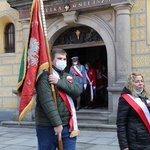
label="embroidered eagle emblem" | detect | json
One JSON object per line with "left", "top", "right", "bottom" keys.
{"left": 28, "top": 38, "right": 39, "bottom": 68}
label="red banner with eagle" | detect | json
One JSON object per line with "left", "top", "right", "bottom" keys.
{"left": 17, "top": 0, "right": 49, "bottom": 121}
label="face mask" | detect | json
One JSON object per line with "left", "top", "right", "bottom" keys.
{"left": 73, "top": 62, "right": 78, "bottom": 65}
{"left": 134, "top": 89, "right": 143, "bottom": 95}
{"left": 56, "top": 60, "right": 67, "bottom": 71}
{"left": 85, "top": 66, "right": 89, "bottom": 70}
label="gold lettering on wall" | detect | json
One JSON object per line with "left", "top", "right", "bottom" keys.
{"left": 147, "top": 0, "right": 150, "bottom": 44}
{"left": 72, "top": 4, "right": 77, "bottom": 8}
{"left": 97, "top": 0, "right": 101, "bottom": 3}
{"left": 43, "top": 0, "right": 116, "bottom": 15}
{"left": 78, "top": 2, "right": 83, "bottom": 7}
{"left": 58, "top": 6, "right": 62, "bottom": 11}
{"left": 20, "top": 0, "right": 127, "bottom": 18}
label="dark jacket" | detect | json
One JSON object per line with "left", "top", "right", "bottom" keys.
{"left": 116, "top": 87, "right": 150, "bottom": 150}
{"left": 35, "top": 68, "right": 82, "bottom": 127}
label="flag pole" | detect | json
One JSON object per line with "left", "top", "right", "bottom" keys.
{"left": 39, "top": 0, "right": 63, "bottom": 150}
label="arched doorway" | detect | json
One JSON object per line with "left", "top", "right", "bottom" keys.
{"left": 48, "top": 13, "right": 116, "bottom": 111}
{"left": 53, "top": 26, "right": 108, "bottom": 108}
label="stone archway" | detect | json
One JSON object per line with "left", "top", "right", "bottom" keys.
{"left": 47, "top": 2, "right": 132, "bottom": 123}
{"left": 47, "top": 13, "right": 116, "bottom": 110}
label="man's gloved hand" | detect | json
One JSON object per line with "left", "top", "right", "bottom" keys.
{"left": 93, "top": 86, "right": 96, "bottom": 90}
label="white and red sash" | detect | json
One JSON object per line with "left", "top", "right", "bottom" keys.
{"left": 72, "top": 66, "right": 83, "bottom": 78}
{"left": 57, "top": 89, "right": 79, "bottom": 137}
{"left": 85, "top": 72, "right": 93, "bottom": 100}
{"left": 53, "top": 69, "right": 79, "bottom": 137}
{"left": 122, "top": 94, "right": 150, "bottom": 132}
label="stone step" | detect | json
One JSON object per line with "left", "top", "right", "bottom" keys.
{"left": 76, "top": 108, "right": 111, "bottom": 117}
{"left": 1, "top": 121, "right": 35, "bottom": 128}
{"left": 78, "top": 123, "right": 117, "bottom": 132}
{"left": 77, "top": 115, "right": 109, "bottom": 124}
{"left": 1, "top": 108, "right": 116, "bottom": 131}
{"left": 1, "top": 121, "right": 117, "bottom": 132}
{"left": 75, "top": 108, "right": 116, "bottom": 131}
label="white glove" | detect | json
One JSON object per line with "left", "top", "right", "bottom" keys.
{"left": 84, "top": 84, "right": 87, "bottom": 90}
{"left": 93, "top": 86, "right": 96, "bottom": 90}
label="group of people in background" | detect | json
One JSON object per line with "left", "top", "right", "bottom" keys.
{"left": 69, "top": 56, "right": 108, "bottom": 111}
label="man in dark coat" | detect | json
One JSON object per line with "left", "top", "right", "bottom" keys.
{"left": 35, "top": 48, "right": 82, "bottom": 150}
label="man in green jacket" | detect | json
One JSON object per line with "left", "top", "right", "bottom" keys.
{"left": 35, "top": 48, "right": 82, "bottom": 150}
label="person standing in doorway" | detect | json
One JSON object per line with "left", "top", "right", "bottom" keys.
{"left": 69, "top": 56, "right": 87, "bottom": 110}
{"left": 117, "top": 72, "right": 150, "bottom": 150}
{"left": 84, "top": 62, "right": 97, "bottom": 109}
{"left": 35, "top": 48, "right": 82, "bottom": 150}
{"left": 101, "top": 64, "right": 108, "bottom": 106}
{"left": 93, "top": 60, "right": 104, "bottom": 106}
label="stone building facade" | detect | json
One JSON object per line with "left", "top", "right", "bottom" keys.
{"left": 0, "top": 0, "right": 150, "bottom": 123}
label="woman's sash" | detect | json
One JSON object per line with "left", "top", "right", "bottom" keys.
{"left": 122, "top": 94, "right": 150, "bottom": 132}
{"left": 72, "top": 66, "right": 83, "bottom": 78}
{"left": 85, "top": 71, "right": 93, "bottom": 100}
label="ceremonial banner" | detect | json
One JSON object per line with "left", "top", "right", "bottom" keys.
{"left": 17, "top": 0, "right": 49, "bottom": 121}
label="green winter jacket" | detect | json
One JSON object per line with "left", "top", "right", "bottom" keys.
{"left": 35, "top": 68, "right": 82, "bottom": 127}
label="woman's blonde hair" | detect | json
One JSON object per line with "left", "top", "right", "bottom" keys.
{"left": 125, "top": 72, "right": 147, "bottom": 97}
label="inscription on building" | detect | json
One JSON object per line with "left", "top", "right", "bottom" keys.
{"left": 45, "top": 0, "right": 127, "bottom": 14}
{"left": 19, "top": 0, "right": 128, "bottom": 18}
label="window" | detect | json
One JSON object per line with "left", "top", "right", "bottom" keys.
{"left": 4, "top": 23, "right": 15, "bottom": 53}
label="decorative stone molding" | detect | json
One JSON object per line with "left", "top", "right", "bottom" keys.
{"left": 62, "top": 11, "right": 79, "bottom": 25}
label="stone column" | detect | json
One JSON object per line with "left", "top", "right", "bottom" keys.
{"left": 114, "top": 3, "right": 133, "bottom": 83}
{"left": 108, "top": 2, "right": 133, "bottom": 124}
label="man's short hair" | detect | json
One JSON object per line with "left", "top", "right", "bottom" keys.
{"left": 51, "top": 48, "right": 66, "bottom": 60}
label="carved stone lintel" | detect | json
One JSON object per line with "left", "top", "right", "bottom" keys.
{"left": 62, "top": 11, "right": 79, "bottom": 25}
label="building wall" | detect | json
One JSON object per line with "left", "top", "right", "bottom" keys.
{"left": 131, "top": 0, "right": 150, "bottom": 93}
{"left": 0, "top": 1, "right": 23, "bottom": 118}
{"left": 0, "top": 0, "right": 150, "bottom": 121}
